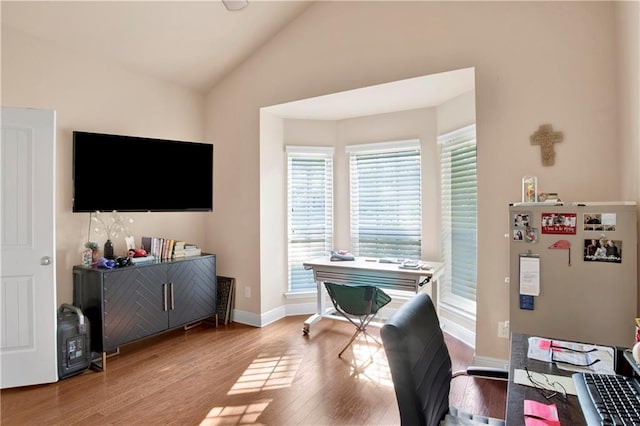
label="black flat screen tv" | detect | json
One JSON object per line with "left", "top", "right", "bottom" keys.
{"left": 73, "top": 131, "right": 213, "bottom": 212}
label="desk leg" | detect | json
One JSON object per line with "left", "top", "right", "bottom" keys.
{"left": 432, "top": 274, "right": 440, "bottom": 316}
{"left": 303, "top": 279, "right": 326, "bottom": 335}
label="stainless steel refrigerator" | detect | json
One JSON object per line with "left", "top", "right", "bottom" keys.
{"left": 508, "top": 202, "right": 637, "bottom": 348}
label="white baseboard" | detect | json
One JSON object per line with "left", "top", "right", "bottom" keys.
{"left": 285, "top": 301, "right": 316, "bottom": 316}
{"left": 230, "top": 309, "right": 261, "bottom": 327}
{"left": 231, "top": 304, "right": 287, "bottom": 327}
{"left": 440, "top": 316, "right": 476, "bottom": 349}
{"left": 473, "top": 354, "right": 509, "bottom": 370}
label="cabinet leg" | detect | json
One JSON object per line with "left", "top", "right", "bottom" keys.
{"left": 90, "top": 351, "right": 107, "bottom": 372}
{"left": 90, "top": 348, "right": 120, "bottom": 372}
{"left": 203, "top": 315, "right": 218, "bottom": 327}
{"left": 183, "top": 321, "right": 203, "bottom": 331}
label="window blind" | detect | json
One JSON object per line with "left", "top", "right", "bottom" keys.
{"left": 347, "top": 140, "right": 421, "bottom": 259}
{"left": 287, "top": 147, "right": 334, "bottom": 292}
{"left": 438, "top": 125, "right": 477, "bottom": 313}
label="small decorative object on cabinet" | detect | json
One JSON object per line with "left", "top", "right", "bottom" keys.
{"left": 521, "top": 176, "right": 538, "bottom": 203}
{"left": 103, "top": 239, "right": 114, "bottom": 259}
{"left": 83, "top": 241, "right": 100, "bottom": 264}
{"left": 82, "top": 249, "right": 92, "bottom": 266}
{"left": 91, "top": 211, "right": 134, "bottom": 259}
{"left": 73, "top": 253, "right": 216, "bottom": 370}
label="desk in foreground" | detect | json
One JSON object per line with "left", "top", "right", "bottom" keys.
{"left": 507, "top": 333, "right": 633, "bottom": 424}
{"left": 302, "top": 256, "right": 443, "bottom": 334}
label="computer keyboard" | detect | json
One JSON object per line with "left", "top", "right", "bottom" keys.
{"left": 573, "top": 372, "right": 640, "bottom": 425}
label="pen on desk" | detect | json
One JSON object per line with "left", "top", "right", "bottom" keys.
{"left": 550, "top": 340, "right": 597, "bottom": 353}
{"left": 553, "top": 357, "right": 601, "bottom": 367}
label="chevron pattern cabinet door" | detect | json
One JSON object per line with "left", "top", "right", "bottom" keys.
{"left": 74, "top": 254, "right": 216, "bottom": 356}
{"left": 168, "top": 256, "right": 216, "bottom": 328}
{"left": 103, "top": 265, "right": 168, "bottom": 351}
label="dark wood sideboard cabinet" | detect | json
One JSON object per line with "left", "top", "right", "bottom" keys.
{"left": 73, "top": 254, "right": 217, "bottom": 370}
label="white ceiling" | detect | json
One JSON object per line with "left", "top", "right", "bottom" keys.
{"left": 2, "top": 0, "right": 474, "bottom": 120}
{"left": 1, "top": 0, "right": 312, "bottom": 93}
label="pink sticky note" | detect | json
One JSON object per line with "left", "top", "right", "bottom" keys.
{"left": 525, "top": 418, "right": 561, "bottom": 426}
{"left": 524, "top": 400, "right": 560, "bottom": 426}
{"left": 538, "top": 339, "right": 552, "bottom": 350}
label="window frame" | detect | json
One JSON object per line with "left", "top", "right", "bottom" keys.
{"left": 438, "top": 124, "right": 477, "bottom": 316}
{"left": 285, "top": 145, "right": 334, "bottom": 294}
{"left": 346, "top": 139, "right": 422, "bottom": 259}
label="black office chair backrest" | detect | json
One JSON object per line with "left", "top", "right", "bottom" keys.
{"left": 380, "top": 292, "right": 452, "bottom": 426}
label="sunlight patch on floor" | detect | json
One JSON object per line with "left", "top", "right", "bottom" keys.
{"left": 346, "top": 339, "right": 394, "bottom": 387}
{"left": 199, "top": 399, "right": 272, "bottom": 425}
{"left": 227, "top": 350, "right": 303, "bottom": 395}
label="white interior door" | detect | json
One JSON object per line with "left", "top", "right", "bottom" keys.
{"left": 0, "top": 106, "right": 57, "bottom": 388}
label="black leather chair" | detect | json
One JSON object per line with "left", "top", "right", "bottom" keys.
{"left": 380, "top": 292, "right": 508, "bottom": 426}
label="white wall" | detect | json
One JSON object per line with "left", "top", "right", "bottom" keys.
{"left": 205, "top": 1, "right": 626, "bottom": 361}
{"left": 1, "top": 28, "right": 208, "bottom": 305}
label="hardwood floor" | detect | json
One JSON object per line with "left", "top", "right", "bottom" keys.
{"left": 1, "top": 315, "right": 506, "bottom": 425}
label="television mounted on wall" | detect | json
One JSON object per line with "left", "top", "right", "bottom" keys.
{"left": 72, "top": 131, "right": 213, "bottom": 212}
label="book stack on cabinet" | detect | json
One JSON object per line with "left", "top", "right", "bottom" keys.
{"left": 173, "top": 242, "right": 201, "bottom": 258}
{"left": 141, "top": 237, "right": 201, "bottom": 260}
{"left": 172, "top": 241, "right": 186, "bottom": 258}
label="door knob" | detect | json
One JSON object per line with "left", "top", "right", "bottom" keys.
{"left": 40, "top": 256, "right": 52, "bottom": 265}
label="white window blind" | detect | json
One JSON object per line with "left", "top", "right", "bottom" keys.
{"left": 286, "top": 146, "right": 334, "bottom": 292}
{"left": 438, "top": 125, "right": 477, "bottom": 314}
{"left": 347, "top": 140, "right": 422, "bottom": 259}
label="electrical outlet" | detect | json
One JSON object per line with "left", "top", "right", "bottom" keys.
{"left": 244, "top": 286, "right": 251, "bottom": 298}
{"left": 498, "top": 321, "right": 510, "bottom": 338}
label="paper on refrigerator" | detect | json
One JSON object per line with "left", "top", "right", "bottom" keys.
{"left": 519, "top": 255, "right": 540, "bottom": 296}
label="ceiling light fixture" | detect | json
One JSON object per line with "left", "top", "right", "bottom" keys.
{"left": 222, "top": 0, "right": 249, "bottom": 11}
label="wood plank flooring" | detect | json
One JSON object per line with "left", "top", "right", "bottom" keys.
{"left": 1, "top": 315, "right": 506, "bottom": 425}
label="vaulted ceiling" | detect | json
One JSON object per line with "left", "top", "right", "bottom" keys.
{"left": 2, "top": 1, "right": 312, "bottom": 93}
{"left": 2, "top": 1, "right": 474, "bottom": 120}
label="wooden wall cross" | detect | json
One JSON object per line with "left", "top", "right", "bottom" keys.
{"left": 530, "top": 124, "right": 564, "bottom": 166}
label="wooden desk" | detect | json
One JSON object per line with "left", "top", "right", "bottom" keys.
{"left": 507, "top": 333, "right": 635, "bottom": 424}
{"left": 302, "top": 256, "right": 443, "bottom": 334}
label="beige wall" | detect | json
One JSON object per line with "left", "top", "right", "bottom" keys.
{"left": 615, "top": 1, "right": 640, "bottom": 308}
{"left": 617, "top": 1, "right": 640, "bottom": 201}
{"left": 2, "top": 1, "right": 637, "bottom": 363}
{"left": 1, "top": 28, "right": 208, "bottom": 305}
{"left": 205, "top": 1, "right": 631, "bottom": 361}
{"left": 437, "top": 90, "right": 477, "bottom": 136}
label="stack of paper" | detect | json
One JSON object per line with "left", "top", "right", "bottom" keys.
{"left": 527, "top": 336, "right": 615, "bottom": 374}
